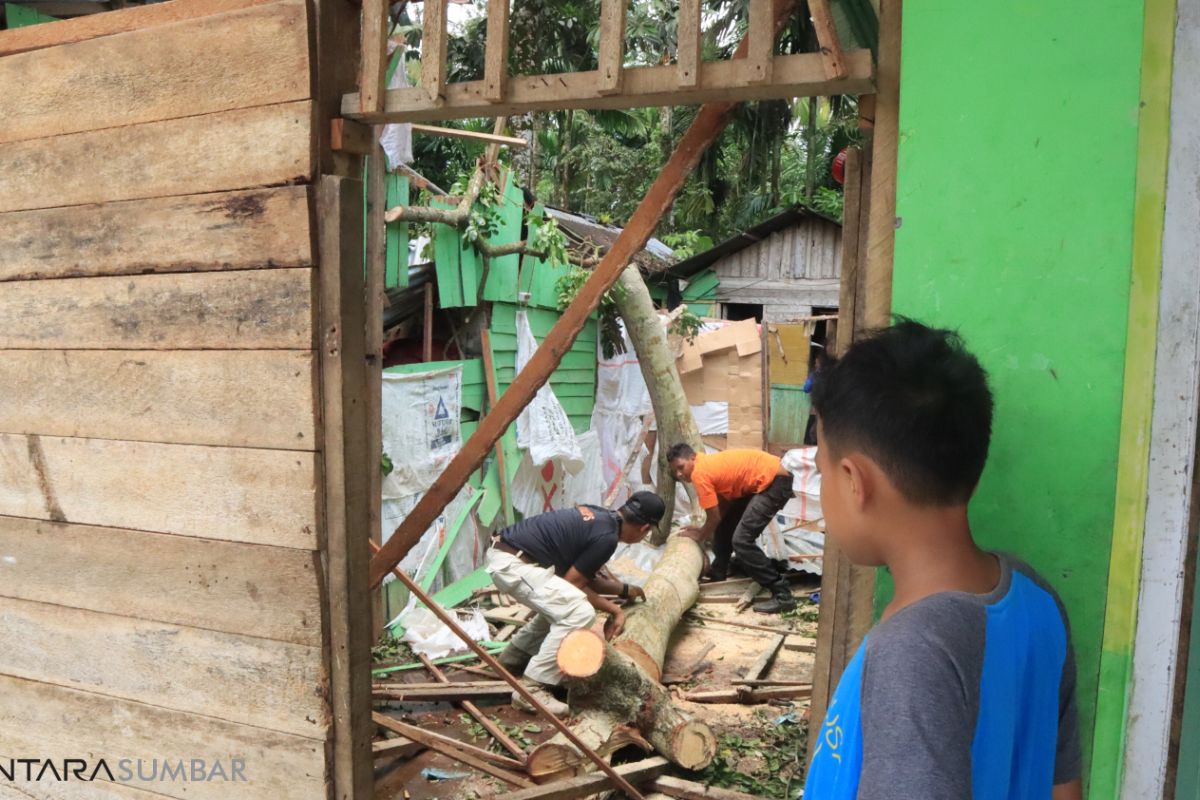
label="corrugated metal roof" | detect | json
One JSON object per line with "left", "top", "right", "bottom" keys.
{"left": 545, "top": 207, "right": 675, "bottom": 272}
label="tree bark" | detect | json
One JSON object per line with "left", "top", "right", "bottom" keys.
{"left": 614, "top": 267, "right": 705, "bottom": 544}
{"left": 532, "top": 535, "right": 716, "bottom": 778}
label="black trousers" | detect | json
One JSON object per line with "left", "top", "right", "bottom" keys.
{"left": 714, "top": 475, "right": 793, "bottom": 587}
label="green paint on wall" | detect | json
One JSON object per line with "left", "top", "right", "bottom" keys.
{"left": 5, "top": 2, "right": 57, "bottom": 27}
{"left": 384, "top": 174, "right": 409, "bottom": 289}
{"left": 769, "top": 384, "right": 811, "bottom": 446}
{"left": 890, "top": 0, "right": 1146, "bottom": 778}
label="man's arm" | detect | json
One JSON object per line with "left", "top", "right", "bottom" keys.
{"left": 682, "top": 503, "right": 721, "bottom": 542}
{"left": 564, "top": 567, "right": 626, "bottom": 639}
{"left": 589, "top": 568, "right": 644, "bottom": 602}
{"left": 640, "top": 429, "right": 657, "bottom": 485}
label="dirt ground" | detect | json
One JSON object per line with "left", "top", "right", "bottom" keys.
{"left": 375, "top": 573, "right": 820, "bottom": 799}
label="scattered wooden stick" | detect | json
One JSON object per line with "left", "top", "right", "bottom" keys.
{"left": 369, "top": 541, "right": 647, "bottom": 800}
{"left": 731, "top": 679, "right": 812, "bottom": 687}
{"left": 418, "top": 653, "right": 527, "bottom": 761}
{"left": 733, "top": 581, "right": 763, "bottom": 612}
{"left": 682, "top": 685, "right": 812, "bottom": 704}
{"left": 652, "top": 774, "right": 763, "bottom": 800}
{"left": 372, "top": 713, "right": 530, "bottom": 777}
{"left": 737, "top": 634, "right": 785, "bottom": 702}
{"left": 503, "top": 756, "right": 670, "bottom": 800}
{"left": 372, "top": 683, "right": 513, "bottom": 702}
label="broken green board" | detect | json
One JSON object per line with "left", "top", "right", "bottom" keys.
{"left": 482, "top": 173, "right": 524, "bottom": 302}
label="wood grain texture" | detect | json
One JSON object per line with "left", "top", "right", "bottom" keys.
{"left": 0, "top": 516, "right": 322, "bottom": 645}
{"left": 0, "top": 186, "right": 313, "bottom": 283}
{"left": 0, "top": 775, "right": 169, "bottom": 799}
{"left": 0, "top": 0, "right": 277, "bottom": 57}
{"left": 0, "top": 350, "right": 316, "bottom": 450}
{"left": 0, "top": 674, "right": 327, "bottom": 800}
{"left": 0, "top": 597, "right": 328, "bottom": 739}
{"left": 0, "top": 434, "right": 318, "bottom": 548}
{"left": 0, "top": 101, "right": 313, "bottom": 213}
{"left": 0, "top": 0, "right": 310, "bottom": 146}
{"left": 0, "top": 269, "right": 313, "bottom": 350}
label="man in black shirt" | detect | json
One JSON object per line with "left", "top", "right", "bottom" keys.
{"left": 486, "top": 491, "right": 666, "bottom": 714}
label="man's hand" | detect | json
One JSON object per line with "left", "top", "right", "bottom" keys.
{"left": 626, "top": 585, "right": 645, "bottom": 602}
{"left": 604, "top": 609, "right": 626, "bottom": 640}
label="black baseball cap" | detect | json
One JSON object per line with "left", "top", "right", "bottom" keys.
{"left": 620, "top": 491, "right": 666, "bottom": 525}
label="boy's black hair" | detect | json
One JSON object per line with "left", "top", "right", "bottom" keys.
{"left": 811, "top": 319, "right": 993, "bottom": 506}
{"left": 666, "top": 443, "right": 696, "bottom": 462}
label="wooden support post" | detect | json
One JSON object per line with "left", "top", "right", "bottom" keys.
{"left": 367, "top": 548, "right": 648, "bottom": 800}
{"left": 418, "top": 652, "right": 528, "bottom": 760}
{"left": 484, "top": 0, "right": 510, "bottom": 101}
{"left": 748, "top": 0, "right": 774, "bottom": 83}
{"left": 421, "top": 0, "right": 448, "bottom": 102}
{"left": 331, "top": 117, "right": 374, "bottom": 155}
{"left": 480, "top": 329, "right": 515, "bottom": 525}
{"left": 359, "top": 0, "right": 390, "bottom": 114}
{"left": 676, "top": 0, "right": 701, "bottom": 88}
{"left": 317, "top": 175, "right": 373, "bottom": 798}
{"left": 367, "top": 131, "right": 388, "bottom": 642}
{"left": 423, "top": 281, "right": 434, "bottom": 361}
{"left": 369, "top": 0, "right": 800, "bottom": 589}
{"left": 373, "top": 712, "right": 534, "bottom": 787}
{"left": 598, "top": 0, "right": 627, "bottom": 95}
{"left": 806, "top": 0, "right": 847, "bottom": 80}
{"left": 807, "top": 0, "right": 899, "bottom": 768}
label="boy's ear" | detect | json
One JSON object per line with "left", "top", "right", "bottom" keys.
{"left": 841, "top": 454, "right": 871, "bottom": 511}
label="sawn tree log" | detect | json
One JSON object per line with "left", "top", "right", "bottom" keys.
{"left": 527, "top": 535, "right": 716, "bottom": 780}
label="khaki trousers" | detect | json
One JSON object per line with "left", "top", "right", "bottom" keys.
{"left": 485, "top": 547, "right": 595, "bottom": 686}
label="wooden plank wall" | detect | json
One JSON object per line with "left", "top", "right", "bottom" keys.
{"left": 712, "top": 216, "right": 843, "bottom": 319}
{"left": 0, "top": 2, "right": 332, "bottom": 798}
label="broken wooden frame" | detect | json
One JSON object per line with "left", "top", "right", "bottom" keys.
{"left": 345, "top": 0, "right": 872, "bottom": 125}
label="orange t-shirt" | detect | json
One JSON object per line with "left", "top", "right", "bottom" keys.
{"left": 691, "top": 449, "right": 783, "bottom": 509}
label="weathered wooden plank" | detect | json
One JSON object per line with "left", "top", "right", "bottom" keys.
{"left": 0, "top": 597, "right": 328, "bottom": 739}
{"left": 344, "top": 49, "right": 875, "bottom": 123}
{"left": 0, "top": 186, "right": 313, "bottom": 283}
{"left": 0, "top": 0, "right": 309, "bottom": 146}
{"left": 597, "top": 0, "right": 627, "bottom": 94}
{"left": 483, "top": 0, "right": 510, "bottom": 101}
{"left": 0, "top": 434, "right": 318, "bottom": 549}
{"left": 0, "top": 101, "right": 313, "bottom": 213}
{"left": 748, "top": 0, "right": 774, "bottom": 83}
{"left": 0, "top": 774, "right": 168, "bottom": 799}
{"left": 0, "top": 350, "right": 316, "bottom": 450}
{"left": 0, "top": 269, "right": 313, "bottom": 350}
{"left": 421, "top": 0, "right": 448, "bottom": 101}
{"left": 358, "top": 0, "right": 389, "bottom": 115}
{"left": 0, "top": 0, "right": 276, "bottom": 57}
{"left": 0, "top": 674, "right": 327, "bottom": 800}
{"left": 0, "top": 516, "right": 322, "bottom": 646}
{"left": 676, "top": 0, "right": 701, "bottom": 88}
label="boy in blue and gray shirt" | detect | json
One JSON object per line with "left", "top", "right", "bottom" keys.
{"left": 804, "top": 320, "right": 1082, "bottom": 800}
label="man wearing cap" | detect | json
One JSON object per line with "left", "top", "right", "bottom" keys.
{"left": 486, "top": 491, "right": 667, "bottom": 714}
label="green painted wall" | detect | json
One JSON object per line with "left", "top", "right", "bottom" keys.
{"left": 888, "top": 0, "right": 1146, "bottom": 776}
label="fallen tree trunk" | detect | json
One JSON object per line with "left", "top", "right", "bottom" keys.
{"left": 614, "top": 267, "right": 705, "bottom": 545}
{"left": 527, "top": 535, "right": 715, "bottom": 779}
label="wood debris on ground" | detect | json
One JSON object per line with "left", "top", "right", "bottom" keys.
{"left": 370, "top": 569, "right": 820, "bottom": 799}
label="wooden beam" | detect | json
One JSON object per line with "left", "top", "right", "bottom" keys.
{"left": 682, "top": 685, "right": 812, "bottom": 704}
{"left": 423, "top": 281, "right": 435, "bottom": 362}
{"left": 371, "top": 714, "right": 526, "bottom": 770}
{"left": 807, "top": 0, "right": 847, "bottom": 80}
{"left": 676, "top": 0, "right": 702, "bottom": 88}
{"left": 342, "top": 48, "right": 874, "bottom": 123}
{"left": 748, "top": 0, "right": 774, "bottom": 83}
{"left": 411, "top": 123, "right": 527, "bottom": 147}
{"left": 372, "top": 736, "right": 424, "bottom": 760}
{"left": 372, "top": 684, "right": 515, "bottom": 701}
{"left": 369, "top": 0, "right": 803, "bottom": 588}
{"left": 359, "top": 0, "right": 390, "bottom": 114}
{"left": 317, "top": 175, "right": 374, "bottom": 797}
{"left": 597, "top": 0, "right": 627, "bottom": 95}
{"left": 332, "top": 117, "right": 374, "bottom": 155}
{"left": 422, "top": 0, "right": 449, "bottom": 102}
{"left": 373, "top": 712, "right": 534, "bottom": 787}
{"left": 367, "top": 130, "right": 387, "bottom": 641}
{"left": 651, "top": 775, "right": 763, "bottom": 800}
{"left": 481, "top": 329, "right": 516, "bottom": 525}
{"left": 503, "top": 757, "right": 670, "bottom": 800}
{"left": 0, "top": 0, "right": 275, "bottom": 57}
{"left": 483, "top": 0, "right": 510, "bottom": 101}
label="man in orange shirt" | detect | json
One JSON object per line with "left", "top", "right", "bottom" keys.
{"left": 667, "top": 444, "right": 796, "bottom": 613}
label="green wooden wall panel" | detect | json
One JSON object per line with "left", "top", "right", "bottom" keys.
{"left": 482, "top": 173, "right": 524, "bottom": 302}
{"left": 384, "top": 174, "right": 410, "bottom": 289}
{"left": 682, "top": 269, "right": 720, "bottom": 300}
{"left": 5, "top": 2, "right": 57, "bottom": 26}
{"left": 768, "top": 385, "right": 811, "bottom": 447}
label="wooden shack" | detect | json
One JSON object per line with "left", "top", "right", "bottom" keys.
{"left": 0, "top": 0, "right": 372, "bottom": 796}
{"left": 670, "top": 206, "right": 842, "bottom": 322}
